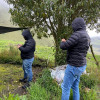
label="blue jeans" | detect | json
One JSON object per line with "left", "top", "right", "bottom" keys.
{"left": 61, "top": 64, "right": 86, "bottom": 100}
{"left": 22, "top": 57, "right": 34, "bottom": 82}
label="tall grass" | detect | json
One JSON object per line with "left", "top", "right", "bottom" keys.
{"left": 27, "top": 83, "right": 50, "bottom": 100}
{"left": 0, "top": 68, "right": 99, "bottom": 100}
{"left": 0, "top": 40, "right": 55, "bottom": 67}
{"left": 0, "top": 46, "right": 21, "bottom": 64}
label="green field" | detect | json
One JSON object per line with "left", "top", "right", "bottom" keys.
{"left": 91, "top": 37, "right": 100, "bottom": 55}
{"left": 0, "top": 3, "right": 100, "bottom": 99}
{"left": 0, "top": 31, "right": 54, "bottom": 46}
{"left": 0, "top": 37, "right": 99, "bottom": 99}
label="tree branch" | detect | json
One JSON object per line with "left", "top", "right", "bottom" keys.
{"left": 48, "top": 17, "right": 57, "bottom": 34}
{"left": 90, "top": 44, "right": 99, "bottom": 67}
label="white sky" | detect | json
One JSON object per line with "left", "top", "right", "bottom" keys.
{"left": 0, "top": 0, "right": 9, "bottom": 8}
{"left": 87, "top": 29, "right": 100, "bottom": 37}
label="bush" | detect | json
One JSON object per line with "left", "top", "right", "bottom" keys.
{"left": 1, "top": 93, "right": 22, "bottom": 100}
{"left": 33, "top": 56, "right": 54, "bottom": 67}
{"left": 0, "top": 46, "right": 22, "bottom": 64}
{"left": 80, "top": 74, "right": 97, "bottom": 89}
{"left": 80, "top": 74, "right": 98, "bottom": 100}
{"left": 80, "top": 88, "right": 97, "bottom": 100}
{"left": 27, "top": 83, "right": 50, "bottom": 100}
{"left": 37, "top": 69, "right": 62, "bottom": 100}
{"left": 0, "top": 46, "right": 54, "bottom": 67}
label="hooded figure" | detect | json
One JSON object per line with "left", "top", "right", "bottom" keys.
{"left": 60, "top": 18, "right": 90, "bottom": 100}
{"left": 60, "top": 17, "right": 90, "bottom": 67}
{"left": 18, "top": 29, "right": 35, "bottom": 89}
{"left": 19, "top": 29, "right": 35, "bottom": 59}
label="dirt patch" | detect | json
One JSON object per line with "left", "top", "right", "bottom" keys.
{"left": 12, "top": 66, "right": 44, "bottom": 96}
{"left": 12, "top": 67, "right": 44, "bottom": 96}
{"left": 0, "top": 64, "right": 44, "bottom": 97}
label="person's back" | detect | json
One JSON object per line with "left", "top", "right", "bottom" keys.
{"left": 60, "top": 17, "right": 90, "bottom": 67}
{"left": 19, "top": 29, "right": 36, "bottom": 60}
{"left": 60, "top": 17, "right": 90, "bottom": 100}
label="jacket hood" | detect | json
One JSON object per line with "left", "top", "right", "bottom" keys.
{"left": 22, "top": 29, "right": 33, "bottom": 40}
{"left": 72, "top": 17, "right": 86, "bottom": 32}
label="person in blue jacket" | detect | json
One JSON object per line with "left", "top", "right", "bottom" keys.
{"left": 17, "top": 29, "right": 36, "bottom": 89}
{"left": 60, "top": 17, "right": 90, "bottom": 100}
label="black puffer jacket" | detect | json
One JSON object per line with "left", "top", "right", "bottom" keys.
{"left": 19, "top": 29, "right": 36, "bottom": 59}
{"left": 60, "top": 18, "right": 90, "bottom": 67}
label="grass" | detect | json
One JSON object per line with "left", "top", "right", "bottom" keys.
{"left": 0, "top": 4, "right": 100, "bottom": 99}
{"left": 0, "top": 40, "right": 55, "bottom": 67}
{"left": 27, "top": 83, "right": 51, "bottom": 100}
{"left": 0, "top": 67, "right": 98, "bottom": 100}
{"left": 0, "top": 32, "right": 54, "bottom": 47}
{"left": 0, "top": 40, "right": 99, "bottom": 99}
{"left": 36, "top": 45, "right": 54, "bottom": 62}
{"left": 26, "top": 69, "right": 62, "bottom": 100}
{"left": 0, "top": 64, "right": 23, "bottom": 97}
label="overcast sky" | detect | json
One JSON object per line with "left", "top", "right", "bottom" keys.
{"left": 0, "top": 0, "right": 9, "bottom": 8}
{"left": 0, "top": 0, "right": 100, "bottom": 37}
{"left": 87, "top": 29, "right": 100, "bottom": 37}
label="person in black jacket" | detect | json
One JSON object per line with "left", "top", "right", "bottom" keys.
{"left": 17, "top": 29, "right": 36, "bottom": 89}
{"left": 60, "top": 17, "right": 90, "bottom": 100}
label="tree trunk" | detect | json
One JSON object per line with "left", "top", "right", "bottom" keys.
{"left": 52, "top": 14, "right": 72, "bottom": 66}
{"left": 53, "top": 34, "right": 67, "bottom": 66}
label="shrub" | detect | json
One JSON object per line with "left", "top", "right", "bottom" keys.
{"left": 2, "top": 94, "right": 22, "bottom": 100}
{"left": 37, "top": 69, "right": 62, "bottom": 100}
{"left": 33, "top": 56, "right": 54, "bottom": 67}
{"left": 27, "top": 83, "right": 50, "bottom": 100}
{"left": 80, "top": 74, "right": 98, "bottom": 100}
{"left": 0, "top": 46, "right": 22, "bottom": 64}
{"left": 80, "top": 74, "right": 97, "bottom": 89}
{"left": 80, "top": 88, "right": 97, "bottom": 100}
{"left": 0, "top": 46, "right": 54, "bottom": 67}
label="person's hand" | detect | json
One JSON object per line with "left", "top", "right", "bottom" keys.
{"left": 62, "top": 39, "right": 66, "bottom": 42}
{"left": 17, "top": 44, "right": 22, "bottom": 48}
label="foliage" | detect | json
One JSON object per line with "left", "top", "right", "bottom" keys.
{"left": 0, "top": 40, "right": 23, "bottom": 51}
{"left": 6, "top": 0, "right": 100, "bottom": 33}
{"left": 33, "top": 56, "right": 54, "bottom": 67}
{"left": 37, "top": 69, "right": 62, "bottom": 100}
{"left": 0, "top": 64, "right": 99, "bottom": 99}
{"left": 3, "top": 94, "right": 21, "bottom": 100}
{"left": 35, "top": 45, "right": 54, "bottom": 62}
{"left": 27, "top": 83, "right": 50, "bottom": 100}
{"left": 80, "top": 74, "right": 97, "bottom": 89}
{"left": 80, "top": 73, "right": 98, "bottom": 100}
{"left": 27, "top": 69, "right": 98, "bottom": 100}
{"left": 80, "top": 88, "right": 97, "bottom": 100}
{"left": 6, "top": 0, "right": 100, "bottom": 65}
{"left": 69, "top": 89, "right": 73, "bottom": 100}
{"left": 0, "top": 46, "right": 22, "bottom": 64}
{"left": 0, "top": 94, "right": 27, "bottom": 100}
{"left": 0, "top": 40, "right": 55, "bottom": 66}
{"left": 0, "top": 40, "right": 99, "bottom": 99}
{"left": 87, "top": 53, "right": 100, "bottom": 68}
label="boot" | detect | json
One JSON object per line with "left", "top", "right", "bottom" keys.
{"left": 19, "top": 78, "right": 27, "bottom": 83}
{"left": 22, "top": 82, "right": 30, "bottom": 89}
